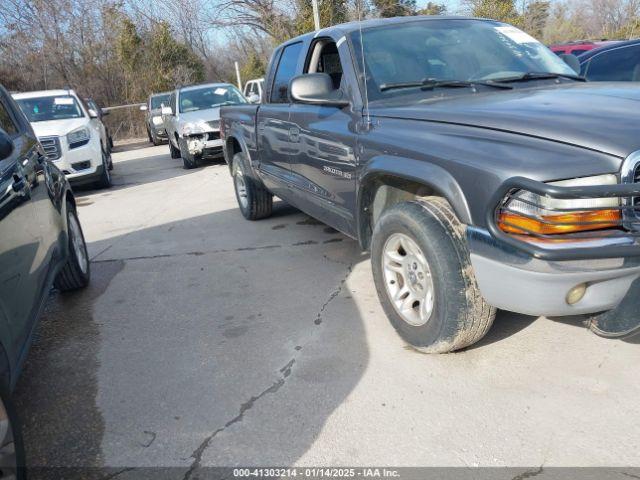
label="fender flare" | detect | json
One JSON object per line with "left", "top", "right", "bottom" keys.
{"left": 224, "top": 132, "right": 260, "bottom": 181}
{"left": 357, "top": 155, "right": 472, "bottom": 248}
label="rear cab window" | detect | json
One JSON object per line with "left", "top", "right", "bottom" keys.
{"left": 270, "top": 42, "right": 304, "bottom": 103}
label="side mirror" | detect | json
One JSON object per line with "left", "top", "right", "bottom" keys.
{"left": 161, "top": 106, "right": 173, "bottom": 116}
{"left": 88, "top": 108, "right": 98, "bottom": 119}
{"left": 289, "top": 73, "right": 349, "bottom": 106}
{"left": 0, "top": 129, "right": 15, "bottom": 160}
{"left": 560, "top": 53, "right": 581, "bottom": 74}
{"left": 140, "top": 105, "right": 148, "bottom": 111}
{"left": 248, "top": 94, "right": 261, "bottom": 104}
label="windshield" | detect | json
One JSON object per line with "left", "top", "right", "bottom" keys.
{"left": 16, "top": 95, "right": 84, "bottom": 122}
{"left": 150, "top": 94, "right": 170, "bottom": 110}
{"left": 350, "top": 19, "right": 576, "bottom": 102}
{"left": 179, "top": 85, "right": 246, "bottom": 113}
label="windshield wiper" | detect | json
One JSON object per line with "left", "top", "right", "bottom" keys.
{"left": 379, "top": 78, "right": 513, "bottom": 92}
{"left": 490, "top": 72, "right": 586, "bottom": 83}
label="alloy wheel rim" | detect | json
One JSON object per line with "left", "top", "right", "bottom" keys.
{"left": 69, "top": 213, "right": 88, "bottom": 274}
{"left": 382, "top": 233, "right": 435, "bottom": 327}
{"left": 0, "top": 398, "right": 17, "bottom": 479}
{"left": 235, "top": 172, "right": 248, "bottom": 209}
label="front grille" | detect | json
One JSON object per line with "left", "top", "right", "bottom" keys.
{"left": 208, "top": 131, "right": 220, "bottom": 141}
{"left": 39, "top": 136, "right": 61, "bottom": 160}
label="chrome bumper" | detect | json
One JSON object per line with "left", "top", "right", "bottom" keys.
{"left": 467, "top": 226, "right": 640, "bottom": 316}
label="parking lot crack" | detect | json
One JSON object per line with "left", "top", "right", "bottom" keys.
{"left": 511, "top": 466, "right": 544, "bottom": 480}
{"left": 182, "top": 262, "right": 352, "bottom": 479}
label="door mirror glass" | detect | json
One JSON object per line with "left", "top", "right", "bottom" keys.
{"left": 140, "top": 105, "right": 148, "bottom": 111}
{"left": 248, "top": 94, "right": 261, "bottom": 104}
{"left": 560, "top": 53, "right": 581, "bottom": 74}
{"left": 161, "top": 106, "right": 173, "bottom": 116}
{"left": 0, "top": 129, "right": 15, "bottom": 160}
{"left": 88, "top": 108, "right": 98, "bottom": 118}
{"left": 289, "top": 73, "right": 349, "bottom": 106}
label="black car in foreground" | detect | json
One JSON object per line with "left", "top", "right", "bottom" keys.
{"left": 579, "top": 38, "right": 640, "bottom": 81}
{"left": 222, "top": 16, "right": 640, "bottom": 353}
{"left": 0, "top": 84, "right": 90, "bottom": 477}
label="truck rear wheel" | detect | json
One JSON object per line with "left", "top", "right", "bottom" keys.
{"left": 370, "top": 197, "right": 495, "bottom": 353}
{"left": 232, "top": 153, "right": 272, "bottom": 220}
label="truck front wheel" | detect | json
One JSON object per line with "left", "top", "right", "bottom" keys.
{"left": 232, "top": 153, "right": 272, "bottom": 220}
{"left": 370, "top": 197, "right": 495, "bottom": 353}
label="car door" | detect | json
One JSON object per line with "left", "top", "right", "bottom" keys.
{"left": 0, "top": 92, "right": 51, "bottom": 361}
{"left": 256, "top": 41, "right": 304, "bottom": 195}
{"left": 287, "top": 37, "right": 359, "bottom": 235}
{"left": 582, "top": 44, "right": 640, "bottom": 81}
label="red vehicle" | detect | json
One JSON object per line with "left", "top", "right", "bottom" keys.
{"left": 550, "top": 40, "right": 620, "bottom": 56}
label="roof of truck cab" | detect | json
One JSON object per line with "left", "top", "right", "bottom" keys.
{"left": 12, "top": 89, "right": 75, "bottom": 99}
{"left": 283, "top": 15, "right": 491, "bottom": 45}
{"left": 178, "top": 83, "right": 236, "bottom": 92}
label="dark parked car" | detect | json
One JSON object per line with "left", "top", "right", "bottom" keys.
{"left": 578, "top": 39, "right": 640, "bottom": 81}
{"left": 141, "top": 92, "right": 171, "bottom": 145}
{"left": 84, "top": 97, "right": 114, "bottom": 152}
{"left": 0, "top": 84, "right": 90, "bottom": 477}
{"left": 221, "top": 16, "right": 640, "bottom": 353}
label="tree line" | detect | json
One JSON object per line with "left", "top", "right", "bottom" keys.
{"left": 1, "top": 0, "right": 639, "bottom": 137}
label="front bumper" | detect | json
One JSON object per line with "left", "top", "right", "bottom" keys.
{"left": 40, "top": 134, "right": 102, "bottom": 181}
{"left": 471, "top": 168, "right": 640, "bottom": 318}
{"left": 468, "top": 226, "right": 640, "bottom": 316}
{"left": 185, "top": 132, "right": 223, "bottom": 158}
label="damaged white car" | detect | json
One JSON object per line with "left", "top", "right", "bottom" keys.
{"left": 162, "top": 83, "right": 247, "bottom": 169}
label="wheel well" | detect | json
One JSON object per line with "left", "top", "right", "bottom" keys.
{"left": 359, "top": 175, "right": 439, "bottom": 250}
{"left": 225, "top": 137, "right": 243, "bottom": 170}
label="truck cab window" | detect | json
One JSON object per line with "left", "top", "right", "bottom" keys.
{"left": 307, "top": 40, "right": 344, "bottom": 90}
{"left": 270, "top": 42, "right": 303, "bottom": 103}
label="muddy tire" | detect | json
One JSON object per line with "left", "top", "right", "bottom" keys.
{"left": 371, "top": 197, "right": 495, "bottom": 353}
{"left": 232, "top": 153, "right": 272, "bottom": 220}
{"left": 54, "top": 203, "right": 90, "bottom": 291}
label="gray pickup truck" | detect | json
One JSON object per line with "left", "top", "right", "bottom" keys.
{"left": 220, "top": 16, "right": 640, "bottom": 353}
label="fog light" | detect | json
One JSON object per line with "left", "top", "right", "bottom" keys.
{"left": 566, "top": 283, "right": 587, "bottom": 305}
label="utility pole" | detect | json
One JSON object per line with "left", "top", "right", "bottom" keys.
{"left": 234, "top": 61, "right": 242, "bottom": 90}
{"left": 312, "top": 0, "right": 320, "bottom": 31}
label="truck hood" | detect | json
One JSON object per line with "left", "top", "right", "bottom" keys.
{"left": 371, "top": 83, "right": 640, "bottom": 158}
{"left": 29, "top": 118, "right": 89, "bottom": 138}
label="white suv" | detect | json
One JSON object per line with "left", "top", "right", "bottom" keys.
{"left": 13, "top": 89, "right": 112, "bottom": 188}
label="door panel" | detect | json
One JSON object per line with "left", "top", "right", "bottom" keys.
{"left": 287, "top": 104, "right": 358, "bottom": 234}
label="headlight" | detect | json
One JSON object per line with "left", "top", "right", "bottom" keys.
{"left": 67, "top": 127, "right": 91, "bottom": 149}
{"left": 498, "top": 174, "right": 620, "bottom": 235}
{"left": 152, "top": 116, "right": 163, "bottom": 126}
{"left": 181, "top": 123, "right": 206, "bottom": 136}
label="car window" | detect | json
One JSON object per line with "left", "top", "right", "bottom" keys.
{"left": 151, "top": 94, "right": 170, "bottom": 109}
{"left": 16, "top": 95, "right": 84, "bottom": 122}
{"left": 350, "top": 19, "right": 575, "bottom": 102}
{"left": 570, "top": 49, "right": 588, "bottom": 56}
{"left": 271, "top": 42, "right": 303, "bottom": 103}
{"left": 584, "top": 45, "right": 640, "bottom": 81}
{"left": 179, "top": 85, "right": 246, "bottom": 113}
{"left": 0, "top": 100, "right": 18, "bottom": 136}
{"left": 306, "top": 40, "right": 344, "bottom": 90}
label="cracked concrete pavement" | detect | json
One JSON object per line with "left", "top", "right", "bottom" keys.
{"left": 12, "top": 142, "right": 640, "bottom": 477}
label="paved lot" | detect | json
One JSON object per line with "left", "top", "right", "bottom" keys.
{"left": 13, "top": 143, "right": 640, "bottom": 477}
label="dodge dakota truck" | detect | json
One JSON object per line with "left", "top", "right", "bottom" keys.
{"left": 220, "top": 16, "right": 640, "bottom": 353}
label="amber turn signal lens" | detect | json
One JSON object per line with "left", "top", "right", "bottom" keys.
{"left": 498, "top": 209, "right": 621, "bottom": 235}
